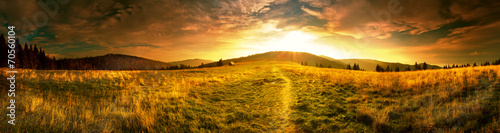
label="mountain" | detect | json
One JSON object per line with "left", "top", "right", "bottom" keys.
{"left": 167, "top": 59, "right": 214, "bottom": 67}
{"left": 205, "top": 51, "right": 346, "bottom": 68}
{"left": 57, "top": 54, "right": 172, "bottom": 70}
{"left": 319, "top": 56, "right": 441, "bottom": 71}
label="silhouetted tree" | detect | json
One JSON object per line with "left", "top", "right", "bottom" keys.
{"left": 422, "top": 62, "right": 428, "bottom": 70}
{"left": 15, "top": 41, "right": 24, "bottom": 68}
{"left": 376, "top": 64, "right": 384, "bottom": 72}
{"left": 395, "top": 66, "right": 400, "bottom": 72}
{"left": 353, "top": 63, "right": 360, "bottom": 70}
{"left": 414, "top": 62, "right": 420, "bottom": 70}
{"left": 22, "top": 43, "right": 29, "bottom": 68}
{"left": 0, "top": 34, "right": 7, "bottom": 67}
{"left": 406, "top": 66, "right": 411, "bottom": 71}
{"left": 385, "top": 65, "right": 391, "bottom": 72}
{"left": 493, "top": 59, "right": 500, "bottom": 65}
{"left": 346, "top": 64, "right": 352, "bottom": 70}
{"left": 217, "top": 58, "right": 223, "bottom": 66}
{"left": 473, "top": 62, "right": 477, "bottom": 67}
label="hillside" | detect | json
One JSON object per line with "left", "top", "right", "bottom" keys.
{"left": 205, "top": 51, "right": 346, "bottom": 68}
{"left": 167, "top": 58, "right": 214, "bottom": 67}
{"left": 320, "top": 55, "right": 441, "bottom": 71}
{"left": 57, "top": 54, "right": 172, "bottom": 70}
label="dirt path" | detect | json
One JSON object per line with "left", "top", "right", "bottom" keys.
{"left": 272, "top": 66, "right": 295, "bottom": 132}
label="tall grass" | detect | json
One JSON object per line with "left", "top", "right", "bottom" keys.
{"left": 0, "top": 63, "right": 259, "bottom": 132}
{"left": 1, "top": 61, "right": 499, "bottom": 132}
{"left": 279, "top": 63, "right": 500, "bottom": 132}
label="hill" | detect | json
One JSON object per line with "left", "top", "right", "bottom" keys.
{"left": 167, "top": 58, "right": 214, "bottom": 67}
{"left": 57, "top": 54, "right": 172, "bottom": 70}
{"left": 319, "top": 55, "right": 441, "bottom": 71}
{"left": 205, "top": 51, "right": 346, "bottom": 68}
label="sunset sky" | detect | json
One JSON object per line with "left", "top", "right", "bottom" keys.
{"left": 1, "top": 0, "right": 499, "bottom": 66}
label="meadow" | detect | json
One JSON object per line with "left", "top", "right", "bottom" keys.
{"left": 1, "top": 61, "right": 499, "bottom": 132}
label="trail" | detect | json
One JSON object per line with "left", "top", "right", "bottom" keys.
{"left": 271, "top": 66, "right": 295, "bottom": 132}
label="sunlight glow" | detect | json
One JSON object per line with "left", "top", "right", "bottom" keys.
{"left": 263, "top": 31, "right": 347, "bottom": 59}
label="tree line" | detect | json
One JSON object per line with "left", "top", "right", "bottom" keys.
{"left": 0, "top": 34, "right": 57, "bottom": 69}
{"left": 299, "top": 61, "right": 336, "bottom": 68}
{"left": 376, "top": 62, "right": 428, "bottom": 72}
{"left": 0, "top": 34, "right": 200, "bottom": 70}
{"left": 346, "top": 63, "right": 363, "bottom": 70}
{"left": 442, "top": 60, "right": 500, "bottom": 69}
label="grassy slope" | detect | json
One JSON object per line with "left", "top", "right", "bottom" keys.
{"left": 1, "top": 61, "right": 499, "bottom": 132}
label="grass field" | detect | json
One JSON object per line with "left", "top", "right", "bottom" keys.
{"left": 1, "top": 61, "right": 499, "bottom": 132}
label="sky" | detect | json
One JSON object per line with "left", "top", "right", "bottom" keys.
{"left": 1, "top": 0, "right": 499, "bottom": 66}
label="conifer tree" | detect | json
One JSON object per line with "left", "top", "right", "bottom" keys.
{"left": 0, "top": 34, "right": 7, "bottom": 67}
{"left": 414, "top": 62, "right": 420, "bottom": 70}
{"left": 217, "top": 58, "right": 223, "bottom": 66}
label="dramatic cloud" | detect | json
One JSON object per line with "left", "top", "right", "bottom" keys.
{"left": 0, "top": 0, "right": 498, "bottom": 65}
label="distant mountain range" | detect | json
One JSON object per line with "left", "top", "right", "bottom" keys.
{"left": 54, "top": 51, "right": 440, "bottom": 71}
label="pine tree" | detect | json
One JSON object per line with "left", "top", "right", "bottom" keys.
{"left": 23, "top": 43, "right": 30, "bottom": 68}
{"left": 0, "top": 34, "right": 7, "bottom": 67}
{"left": 347, "top": 64, "right": 352, "bottom": 70}
{"left": 422, "top": 62, "right": 428, "bottom": 70}
{"left": 385, "top": 65, "right": 391, "bottom": 72}
{"left": 217, "top": 58, "right": 223, "bottom": 66}
{"left": 15, "top": 39, "right": 23, "bottom": 68}
{"left": 395, "top": 66, "right": 400, "bottom": 72}
{"left": 376, "top": 64, "right": 384, "bottom": 72}
{"left": 353, "top": 63, "right": 360, "bottom": 70}
{"left": 414, "top": 62, "right": 420, "bottom": 70}
{"left": 29, "top": 44, "right": 39, "bottom": 69}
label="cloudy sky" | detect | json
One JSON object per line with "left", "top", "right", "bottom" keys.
{"left": 1, "top": 0, "right": 499, "bottom": 66}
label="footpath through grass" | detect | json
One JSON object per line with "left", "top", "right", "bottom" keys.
{"left": 1, "top": 61, "right": 499, "bottom": 132}
{"left": 0, "top": 62, "right": 298, "bottom": 132}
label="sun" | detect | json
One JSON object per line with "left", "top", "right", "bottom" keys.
{"left": 268, "top": 31, "right": 315, "bottom": 52}
{"left": 262, "top": 31, "right": 344, "bottom": 58}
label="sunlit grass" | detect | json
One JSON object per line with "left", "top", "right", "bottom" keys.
{"left": 279, "top": 62, "right": 500, "bottom": 132}
{"left": 0, "top": 61, "right": 499, "bottom": 132}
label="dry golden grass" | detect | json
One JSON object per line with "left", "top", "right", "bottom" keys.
{"left": 279, "top": 62, "right": 500, "bottom": 132}
{"left": 0, "top": 61, "right": 499, "bottom": 132}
